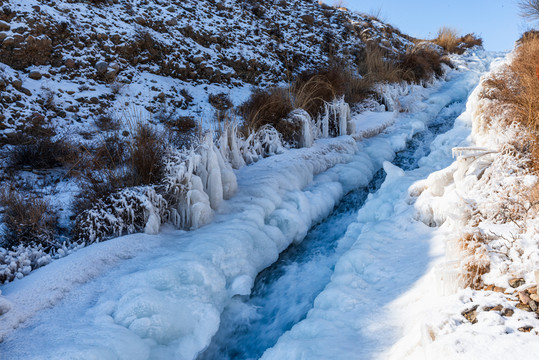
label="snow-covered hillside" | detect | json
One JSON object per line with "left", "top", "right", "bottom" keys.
{"left": 0, "top": 0, "right": 412, "bottom": 140}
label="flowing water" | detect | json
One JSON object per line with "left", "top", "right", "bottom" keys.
{"left": 200, "top": 100, "right": 464, "bottom": 360}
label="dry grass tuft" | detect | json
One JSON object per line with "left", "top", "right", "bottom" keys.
{"left": 399, "top": 46, "right": 449, "bottom": 83}
{"left": 0, "top": 189, "right": 57, "bottom": 249}
{"left": 434, "top": 27, "right": 460, "bottom": 53}
{"left": 360, "top": 43, "right": 404, "bottom": 83}
{"left": 480, "top": 35, "right": 539, "bottom": 171}
{"left": 433, "top": 27, "right": 482, "bottom": 54}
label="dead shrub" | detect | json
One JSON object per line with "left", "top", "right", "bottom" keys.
{"left": 130, "top": 124, "right": 166, "bottom": 185}
{"left": 94, "top": 115, "right": 121, "bottom": 132}
{"left": 162, "top": 115, "right": 199, "bottom": 150}
{"left": 240, "top": 87, "right": 294, "bottom": 135}
{"left": 359, "top": 42, "right": 404, "bottom": 83}
{"left": 399, "top": 47, "right": 448, "bottom": 83}
{"left": 0, "top": 189, "right": 57, "bottom": 249}
{"left": 9, "top": 137, "right": 77, "bottom": 170}
{"left": 458, "top": 33, "right": 483, "bottom": 51}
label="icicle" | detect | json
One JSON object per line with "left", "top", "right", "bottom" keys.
{"left": 287, "top": 109, "right": 314, "bottom": 148}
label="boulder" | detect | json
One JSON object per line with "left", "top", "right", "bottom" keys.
{"left": 29, "top": 71, "right": 42, "bottom": 80}
{"left": 95, "top": 61, "right": 109, "bottom": 74}
{"left": 509, "top": 278, "right": 525, "bottom": 288}
{"left": 0, "top": 20, "right": 9, "bottom": 31}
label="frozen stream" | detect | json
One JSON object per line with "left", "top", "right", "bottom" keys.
{"left": 200, "top": 99, "right": 464, "bottom": 360}
{"left": 0, "top": 51, "right": 500, "bottom": 360}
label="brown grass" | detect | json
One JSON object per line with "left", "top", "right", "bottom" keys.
{"left": 434, "top": 27, "right": 460, "bottom": 53}
{"left": 360, "top": 43, "right": 405, "bottom": 83}
{"left": 399, "top": 47, "right": 449, "bottom": 83}
{"left": 0, "top": 189, "right": 57, "bottom": 249}
{"left": 480, "top": 35, "right": 539, "bottom": 171}
{"left": 433, "top": 27, "right": 483, "bottom": 54}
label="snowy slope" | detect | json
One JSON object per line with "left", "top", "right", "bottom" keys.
{"left": 0, "top": 50, "right": 496, "bottom": 359}
{"left": 0, "top": 0, "right": 412, "bottom": 142}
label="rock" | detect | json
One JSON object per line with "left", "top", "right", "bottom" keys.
{"left": 2, "top": 36, "right": 15, "bottom": 47}
{"left": 95, "top": 61, "right": 109, "bottom": 74}
{"left": 0, "top": 32, "right": 6, "bottom": 41}
{"left": 491, "top": 305, "right": 503, "bottom": 311}
{"left": 519, "top": 291, "right": 532, "bottom": 305}
{"left": 13, "top": 26, "right": 27, "bottom": 34}
{"left": 28, "top": 71, "right": 42, "bottom": 80}
{"left": 493, "top": 286, "right": 506, "bottom": 293}
{"left": 510, "top": 278, "right": 526, "bottom": 288}
{"left": 516, "top": 303, "right": 532, "bottom": 312}
{"left": 301, "top": 14, "right": 315, "bottom": 25}
{"left": 12, "top": 80, "right": 22, "bottom": 90}
{"left": 192, "top": 56, "right": 204, "bottom": 64}
{"left": 461, "top": 305, "right": 478, "bottom": 324}
{"left": 12, "top": 34, "right": 24, "bottom": 45}
{"left": 20, "top": 87, "right": 32, "bottom": 96}
{"left": 530, "top": 294, "right": 539, "bottom": 302}
{"left": 165, "top": 18, "right": 178, "bottom": 26}
{"left": 531, "top": 300, "right": 538, "bottom": 312}
{"left": 66, "top": 105, "right": 79, "bottom": 113}
{"left": 529, "top": 286, "right": 538, "bottom": 294}
{"left": 502, "top": 308, "right": 514, "bottom": 317}
{"left": 135, "top": 16, "right": 146, "bottom": 25}
{"left": 0, "top": 20, "right": 9, "bottom": 31}
{"left": 518, "top": 326, "right": 533, "bottom": 333}
{"left": 65, "top": 58, "right": 76, "bottom": 68}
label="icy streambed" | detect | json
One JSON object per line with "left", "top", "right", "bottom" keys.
{"left": 0, "top": 51, "right": 496, "bottom": 360}
{"left": 261, "top": 53, "right": 504, "bottom": 359}
{"left": 200, "top": 95, "right": 464, "bottom": 360}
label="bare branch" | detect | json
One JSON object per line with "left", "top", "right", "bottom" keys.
{"left": 519, "top": 0, "right": 539, "bottom": 20}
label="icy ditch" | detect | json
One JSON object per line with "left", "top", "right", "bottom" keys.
{"left": 260, "top": 51, "right": 503, "bottom": 360}
{"left": 199, "top": 94, "right": 464, "bottom": 360}
{"left": 0, "top": 52, "right": 492, "bottom": 359}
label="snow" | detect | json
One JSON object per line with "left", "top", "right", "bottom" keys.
{"left": 0, "top": 50, "right": 508, "bottom": 359}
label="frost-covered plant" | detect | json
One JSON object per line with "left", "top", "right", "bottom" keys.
{"left": 0, "top": 244, "right": 52, "bottom": 284}
{"left": 72, "top": 187, "right": 167, "bottom": 244}
{"left": 457, "top": 231, "right": 490, "bottom": 289}
{"left": 316, "top": 97, "right": 352, "bottom": 138}
{"left": 164, "top": 132, "right": 237, "bottom": 230}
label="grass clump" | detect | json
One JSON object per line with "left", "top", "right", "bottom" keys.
{"left": 0, "top": 189, "right": 57, "bottom": 249}
{"left": 433, "top": 27, "right": 482, "bottom": 54}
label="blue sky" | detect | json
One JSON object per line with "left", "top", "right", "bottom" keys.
{"left": 343, "top": 0, "right": 531, "bottom": 52}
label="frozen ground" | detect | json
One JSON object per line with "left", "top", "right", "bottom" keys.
{"left": 0, "top": 50, "right": 502, "bottom": 359}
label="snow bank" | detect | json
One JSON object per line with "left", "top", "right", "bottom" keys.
{"left": 383, "top": 52, "right": 539, "bottom": 359}
{"left": 0, "top": 136, "right": 361, "bottom": 359}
